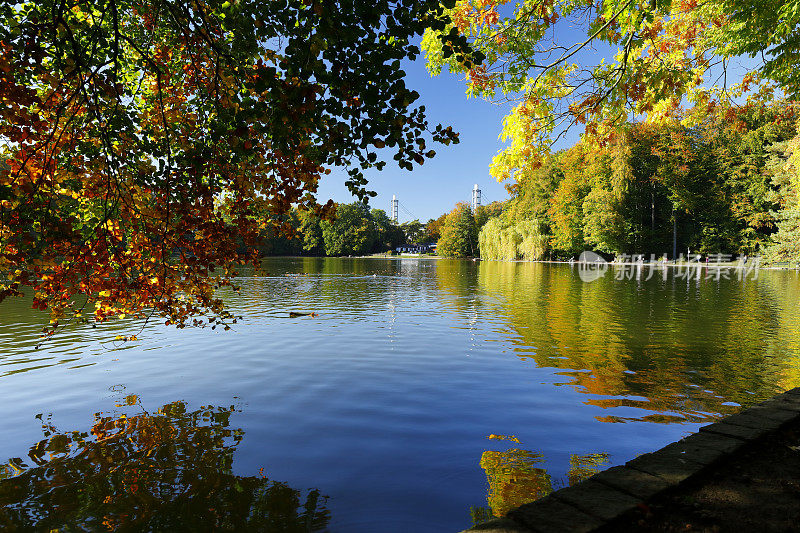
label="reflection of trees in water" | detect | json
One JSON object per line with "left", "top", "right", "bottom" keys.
{"left": 227, "top": 257, "right": 438, "bottom": 318}
{"left": 756, "top": 272, "right": 800, "bottom": 391}
{"left": 0, "top": 398, "right": 329, "bottom": 532}
{"left": 433, "top": 259, "right": 480, "bottom": 310}
{"left": 567, "top": 453, "right": 610, "bottom": 486}
{"left": 479, "top": 445, "right": 552, "bottom": 518}
{"left": 0, "top": 294, "right": 138, "bottom": 375}
{"left": 471, "top": 435, "right": 608, "bottom": 524}
{"left": 460, "top": 261, "right": 800, "bottom": 422}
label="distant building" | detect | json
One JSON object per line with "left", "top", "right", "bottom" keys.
{"left": 396, "top": 243, "right": 436, "bottom": 254}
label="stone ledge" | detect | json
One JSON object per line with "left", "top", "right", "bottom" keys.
{"left": 466, "top": 517, "right": 533, "bottom": 532}
{"left": 507, "top": 494, "right": 604, "bottom": 533}
{"left": 740, "top": 405, "right": 799, "bottom": 423}
{"left": 462, "top": 387, "right": 800, "bottom": 533}
{"left": 719, "top": 410, "right": 793, "bottom": 430}
{"left": 699, "top": 420, "right": 770, "bottom": 440}
{"left": 626, "top": 449, "right": 704, "bottom": 485}
{"left": 759, "top": 397, "right": 800, "bottom": 413}
{"left": 678, "top": 430, "right": 745, "bottom": 454}
{"left": 591, "top": 465, "right": 670, "bottom": 500}
{"left": 548, "top": 480, "right": 640, "bottom": 521}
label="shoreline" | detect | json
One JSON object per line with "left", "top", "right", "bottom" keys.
{"left": 463, "top": 387, "right": 800, "bottom": 533}
{"left": 353, "top": 255, "right": 800, "bottom": 271}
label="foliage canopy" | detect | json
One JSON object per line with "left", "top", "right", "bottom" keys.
{"left": 437, "top": 202, "right": 478, "bottom": 257}
{"left": 423, "top": 0, "right": 800, "bottom": 182}
{"left": 481, "top": 99, "right": 799, "bottom": 259}
{"left": 0, "top": 0, "right": 480, "bottom": 332}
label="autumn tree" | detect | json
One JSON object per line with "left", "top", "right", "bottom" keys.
{"left": 474, "top": 200, "right": 505, "bottom": 230}
{"left": 370, "top": 208, "right": 405, "bottom": 252}
{"left": 421, "top": 0, "right": 800, "bottom": 261}
{"left": 503, "top": 155, "right": 562, "bottom": 224}
{"left": 422, "top": 0, "right": 800, "bottom": 234}
{"left": 422, "top": 213, "right": 448, "bottom": 244}
{"left": 426, "top": 0, "right": 799, "bottom": 154}
{"left": 0, "top": 0, "right": 480, "bottom": 333}
{"left": 437, "top": 202, "right": 478, "bottom": 257}
{"left": 479, "top": 215, "right": 548, "bottom": 260}
{"left": 483, "top": 97, "right": 799, "bottom": 259}
{"left": 400, "top": 219, "right": 425, "bottom": 244}
{"left": 546, "top": 144, "right": 590, "bottom": 255}
{"left": 764, "top": 135, "right": 800, "bottom": 263}
{"left": 693, "top": 99, "right": 798, "bottom": 253}
{"left": 297, "top": 208, "right": 325, "bottom": 256}
{"left": 320, "top": 202, "right": 377, "bottom": 256}
{"left": 251, "top": 208, "right": 304, "bottom": 257}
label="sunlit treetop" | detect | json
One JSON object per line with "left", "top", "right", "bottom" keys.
{"left": 0, "top": 0, "right": 481, "bottom": 334}
{"left": 422, "top": 0, "right": 800, "bottom": 182}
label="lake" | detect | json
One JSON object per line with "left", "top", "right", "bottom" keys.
{"left": 2, "top": 257, "right": 799, "bottom": 531}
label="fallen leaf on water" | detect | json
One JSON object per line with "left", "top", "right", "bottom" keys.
{"left": 487, "top": 434, "right": 520, "bottom": 443}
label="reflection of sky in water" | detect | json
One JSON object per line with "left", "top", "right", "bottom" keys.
{"left": 1, "top": 258, "right": 800, "bottom": 531}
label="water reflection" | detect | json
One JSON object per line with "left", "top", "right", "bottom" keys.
{"left": 8, "top": 259, "right": 797, "bottom": 420}
{"left": 3, "top": 259, "right": 800, "bottom": 531}
{"left": 0, "top": 292, "right": 146, "bottom": 377}
{"left": 471, "top": 434, "right": 608, "bottom": 525}
{"left": 0, "top": 398, "right": 330, "bottom": 531}
{"left": 468, "top": 261, "right": 800, "bottom": 422}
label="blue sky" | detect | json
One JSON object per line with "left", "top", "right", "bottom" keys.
{"left": 316, "top": 54, "right": 528, "bottom": 223}
{"left": 314, "top": 9, "right": 611, "bottom": 222}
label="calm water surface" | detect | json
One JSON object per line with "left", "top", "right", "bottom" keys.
{"left": 2, "top": 258, "right": 800, "bottom": 531}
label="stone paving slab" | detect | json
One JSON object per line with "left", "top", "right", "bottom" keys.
{"left": 465, "top": 518, "right": 533, "bottom": 532}
{"left": 678, "top": 430, "right": 745, "bottom": 454}
{"left": 759, "top": 397, "right": 800, "bottom": 413}
{"left": 763, "top": 395, "right": 800, "bottom": 417}
{"left": 590, "top": 465, "right": 670, "bottom": 499}
{"left": 507, "top": 495, "right": 604, "bottom": 533}
{"left": 548, "top": 480, "right": 640, "bottom": 521}
{"left": 740, "top": 405, "right": 799, "bottom": 423}
{"left": 775, "top": 393, "right": 800, "bottom": 406}
{"left": 713, "top": 411, "right": 786, "bottom": 431}
{"left": 656, "top": 439, "right": 728, "bottom": 466}
{"left": 625, "top": 450, "right": 704, "bottom": 485}
{"left": 699, "top": 420, "right": 771, "bottom": 440}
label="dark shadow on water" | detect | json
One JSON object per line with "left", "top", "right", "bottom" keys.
{"left": 0, "top": 398, "right": 330, "bottom": 532}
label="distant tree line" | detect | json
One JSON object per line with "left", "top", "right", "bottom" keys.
{"left": 240, "top": 202, "right": 452, "bottom": 257}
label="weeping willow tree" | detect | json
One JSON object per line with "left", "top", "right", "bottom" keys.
{"left": 479, "top": 217, "right": 548, "bottom": 261}
{"left": 764, "top": 134, "right": 800, "bottom": 264}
